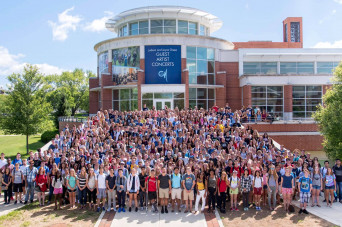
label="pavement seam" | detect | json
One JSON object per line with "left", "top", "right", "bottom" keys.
{"left": 214, "top": 210, "right": 224, "bottom": 227}
{"left": 94, "top": 210, "right": 105, "bottom": 227}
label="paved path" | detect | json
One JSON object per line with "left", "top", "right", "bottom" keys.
{"left": 0, "top": 197, "right": 26, "bottom": 217}
{"left": 293, "top": 194, "right": 342, "bottom": 226}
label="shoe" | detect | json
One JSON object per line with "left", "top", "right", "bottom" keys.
{"left": 340, "top": 201, "right": 342, "bottom": 204}
{"left": 333, "top": 199, "right": 337, "bottom": 203}
{"left": 47, "top": 201, "right": 51, "bottom": 205}
{"left": 165, "top": 207, "right": 168, "bottom": 213}
{"left": 323, "top": 199, "right": 326, "bottom": 202}
{"left": 118, "top": 208, "right": 122, "bottom": 213}
{"left": 30, "top": 200, "right": 33, "bottom": 203}
{"left": 140, "top": 207, "right": 144, "bottom": 211}
{"left": 107, "top": 207, "right": 111, "bottom": 212}
{"left": 235, "top": 207, "right": 239, "bottom": 211}
{"left": 135, "top": 207, "right": 138, "bottom": 212}
{"left": 102, "top": 206, "right": 105, "bottom": 211}
{"left": 24, "top": 201, "right": 28, "bottom": 204}
{"left": 20, "top": 200, "right": 23, "bottom": 204}
{"left": 161, "top": 207, "right": 164, "bottom": 214}
{"left": 303, "top": 209, "right": 309, "bottom": 214}
{"left": 114, "top": 208, "right": 117, "bottom": 212}
{"left": 298, "top": 209, "right": 303, "bottom": 214}
{"left": 230, "top": 208, "right": 234, "bottom": 211}
{"left": 129, "top": 207, "right": 132, "bottom": 212}
{"left": 122, "top": 208, "right": 126, "bottom": 212}
{"left": 97, "top": 207, "right": 101, "bottom": 212}
{"left": 14, "top": 201, "right": 17, "bottom": 204}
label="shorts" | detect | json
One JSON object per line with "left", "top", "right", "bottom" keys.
{"left": 183, "top": 190, "right": 194, "bottom": 200}
{"left": 68, "top": 189, "right": 76, "bottom": 193}
{"left": 282, "top": 187, "right": 293, "bottom": 195}
{"left": 254, "top": 187, "right": 262, "bottom": 195}
{"left": 53, "top": 188, "right": 63, "bottom": 194}
{"left": 230, "top": 188, "right": 239, "bottom": 195}
{"left": 129, "top": 189, "right": 137, "bottom": 194}
{"left": 263, "top": 185, "right": 268, "bottom": 190}
{"left": 325, "top": 185, "right": 334, "bottom": 190}
{"left": 312, "top": 185, "right": 321, "bottom": 190}
{"left": 300, "top": 192, "right": 310, "bottom": 204}
{"left": 97, "top": 188, "right": 106, "bottom": 199}
{"left": 171, "top": 188, "right": 182, "bottom": 200}
{"left": 13, "top": 183, "right": 23, "bottom": 193}
{"left": 159, "top": 188, "right": 169, "bottom": 199}
{"left": 148, "top": 191, "right": 157, "bottom": 200}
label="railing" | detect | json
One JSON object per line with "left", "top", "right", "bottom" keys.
{"left": 58, "top": 116, "right": 88, "bottom": 123}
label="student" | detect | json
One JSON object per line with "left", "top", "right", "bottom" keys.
{"left": 182, "top": 167, "right": 195, "bottom": 213}
{"left": 66, "top": 168, "right": 77, "bottom": 209}
{"left": 267, "top": 165, "right": 278, "bottom": 211}
{"left": 127, "top": 168, "right": 140, "bottom": 212}
{"left": 158, "top": 167, "right": 171, "bottom": 214}
{"left": 298, "top": 169, "right": 312, "bottom": 214}
{"left": 217, "top": 171, "right": 228, "bottom": 213}
{"left": 96, "top": 167, "right": 107, "bottom": 212}
{"left": 2, "top": 167, "right": 12, "bottom": 204}
{"left": 171, "top": 167, "right": 182, "bottom": 213}
{"left": 207, "top": 169, "right": 217, "bottom": 213}
{"left": 332, "top": 159, "right": 342, "bottom": 203}
{"left": 324, "top": 167, "right": 336, "bottom": 207}
{"left": 146, "top": 168, "right": 158, "bottom": 213}
{"left": 280, "top": 167, "right": 294, "bottom": 212}
{"left": 253, "top": 170, "right": 263, "bottom": 210}
{"left": 106, "top": 167, "right": 117, "bottom": 212}
{"left": 116, "top": 168, "right": 127, "bottom": 213}
{"left": 87, "top": 168, "right": 97, "bottom": 211}
{"left": 52, "top": 170, "right": 64, "bottom": 210}
{"left": 36, "top": 167, "right": 48, "bottom": 206}
{"left": 261, "top": 168, "right": 268, "bottom": 206}
{"left": 138, "top": 166, "right": 147, "bottom": 210}
{"left": 24, "top": 160, "right": 38, "bottom": 204}
{"left": 195, "top": 171, "right": 206, "bottom": 213}
{"left": 311, "top": 166, "right": 322, "bottom": 207}
{"left": 229, "top": 170, "right": 240, "bottom": 211}
{"left": 48, "top": 163, "right": 58, "bottom": 205}
{"left": 77, "top": 167, "right": 88, "bottom": 209}
{"left": 12, "top": 162, "right": 24, "bottom": 204}
{"left": 240, "top": 169, "right": 252, "bottom": 211}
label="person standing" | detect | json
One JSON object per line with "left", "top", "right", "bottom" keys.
{"left": 267, "top": 165, "right": 278, "bottom": 211}
{"left": 241, "top": 169, "right": 252, "bottom": 211}
{"left": 66, "top": 168, "right": 77, "bottom": 209}
{"left": 324, "top": 168, "right": 336, "bottom": 207}
{"left": 87, "top": 168, "right": 97, "bottom": 211}
{"left": 52, "top": 170, "right": 64, "bottom": 210}
{"left": 36, "top": 167, "right": 48, "bottom": 206}
{"left": 1, "top": 167, "right": 12, "bottom": 204}
{"left": 96, "top": 167, "right": 107, "bottom": 212}
{"left": 253, "top": 170, "right": 263, "bottom": 211}
{"left": 217, "top": 171, "right": 229, "bottom": 213}
{"left": 280, "top": 167, "right": 294, "bottom": 212}
{"left": 332, "top": 159, "right": 342, "bottom": 203}
{"left": 106, "top": 167, "right": 117, "bottom": 212}
{"left": 229, "top": 170, "right": 240, "bottom": 211}
{"left": 195, "top": 172, "right": 206, "bottom": 213}
{"left": 24, "top": 160, "right": 38, "bottom": 204}
{"left": 298, "top": 169, "right": 312, "bottom": 214}
{"left": 146, "top": 169, "right": 158, "bottom": 213}
{"left": 77, "top": 167, "right": 88, "bottom": 209}
{"left": 158, "top": 167, "right": 171, "bottom": 214}
{"left": 171, "top": 167, "right": 182, "bottom": 213}
{"left": 127, "top": 168, "right": 140, "bottom": 212}
{"left": 138, "top": 166, "right": 147, "bottom": 210}
{"left": 12, "top": 162, "right": 24, "bottom": 204}
{"left": 311, "top": 166, "right": 323, "bottom": 207}
{"left": 182, "top": 167, "right": 196, "bottom": 213}
{"left": 207, "top": 169, "right": 217, "bottom": 213}
{"left": 116, "top": 168, "right": 127, "bottom": 213}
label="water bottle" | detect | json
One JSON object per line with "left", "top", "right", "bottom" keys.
{"left": 334, "top": 191, "right": 337, "bottom": 197}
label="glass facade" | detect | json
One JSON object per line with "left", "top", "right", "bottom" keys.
{"left": 187, "top": 46, "right": 215, "bottom": 85}
{"left": 251, "top": 86, "right": 283, "bottom": 117}
{"left": 317, "top": 62, "right": 339, "bottom": 74}
{"left": 189, "top": 88, "right": 215, "bottom": 109}
{"left": 290, "top": 22, "right": 300, "bottom": 42}
{"left": 112, "top": 88, "right": 138, "bottom": 111}
{"left": 280, "top": 62, "right": 314, "bottom": 74}
{"left": 292, "top": 86, "right": 322, "bottom": 118}
{"left": 142, "top": 92, "right": 184, "bottom": 110}
{"left": 243, "top": 62, "right": 277, "bottom": 74}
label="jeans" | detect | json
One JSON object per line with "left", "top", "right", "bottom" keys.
{"left": 268, "top": 186, "right": 277, "bottom": 208}
{"left": 25, "top": 182, "right": 35, "bottom": 202}
{"left": 117, "top": 190, "right": 125, "bottom": 208}
{"left": 78, "top": 188, "right": 87, "bottom": 205}
{"left": 195, "top": 190, "right": 206, "bottom": 211}
{"left": 108, "top": 189, "right": 116, "bottom": 209}
{"left": 139, "top": 190, "right": 146, "bottom": 207}
{"left": 337, "top": 181, "right": 342, "bottom": 201}
{"left": 242, "top": 191, "right": 249, "bottom": 208}
{"left": 208, "top": 187, "right": 216, "bottom": 210}
{"left": 217, "top": 192, "right": 226, "bottom": 210}
{"left": 4, "top": 189, "right": 12, "bottom": 203}
{"left": 48, "top": 184, "right": 54, "bottom": 201}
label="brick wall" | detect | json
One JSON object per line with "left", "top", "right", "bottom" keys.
{"left": 89, "top": 91, "right": 98, "bottom": 114}
{"left": 242, "top": 85, "right": 251, "bottom": 107}
{"left": 233, "top": 41, "right": 302, "bottom": 49}
{"left": 89, "top": 77, "right": 99, "bottom": 89}
{"left": 284, "top": 85, "right": 293, "bottom": 112}
{"left": 270, "top": 135, "right": 323, "bottom": 151}
{"left": 181, "top": 58, "right": 189, "bottom": 108}
{"left": 247, "top": 123, "right": 319, "bottom": 132}
{"left": 215, "top": 61, "right": 226, "bottom": 107}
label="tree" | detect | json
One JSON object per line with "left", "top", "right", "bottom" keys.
{"left": 0, "top": 64, "right": 52, "bottom": 154}
{"left": 313, "top": 63, "right": 342, "bottom": 160}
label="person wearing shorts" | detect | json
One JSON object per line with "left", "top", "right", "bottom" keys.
{"left": 66, "top": 168, "right": 77, "bottom": 208}
{"left": 158, "top": 167, "right": 171, "bottom": 214}
{"left": 171, "top": 167, "right": 182, "bottom": 212}
{"left": 253, "top": 170, "right": 263, "bottom": 211}
{"left": 12, "top": 162, "right": 23, "bottom": 204}
{"left": 182, "top": 167, "right": 195, "bottom": 213}
{"left": 298, "top": 169, "right": 312, "bottom": 214}
{"left": 52, "top": 170, "right": 63, "bottom": 210}
{"left": 229, "top": 170, "right": 240, "bottom": 211}
{"left": 146, "top": 169, "right": 158, "bottom": 213}
{"left": 96, "top": 167, "right": 107, "bottom": 212}
{"left": 280, "top": 167, "right": 294, "bottom": 212}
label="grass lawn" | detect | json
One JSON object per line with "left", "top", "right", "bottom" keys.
{"left": 0, "top": 202, "right": 100, "bottom": 227}
{"left": 0, "top": 135, "right": 45, "bottom": 160}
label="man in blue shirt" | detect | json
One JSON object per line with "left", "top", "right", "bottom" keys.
{"left": 298, "top": 169, "right": 312, "bottom": 214}
{"left": 11, "top": 153, "right": 22, "bottom": 166}
{"left": 171, "top": 167, "right": 182, "bottom": 212}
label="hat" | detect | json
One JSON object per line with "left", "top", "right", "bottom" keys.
{"left": 120, "top": 161, "right": 125, "bottom": 165}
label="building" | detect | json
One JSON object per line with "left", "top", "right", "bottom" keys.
{"left": 89, "top": 6, "right": 342, "bottom": 122}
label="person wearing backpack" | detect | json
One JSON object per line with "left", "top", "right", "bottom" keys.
{"left": 241, "top": 168, "right": 252, "bottom": 211}
{"left": 145, "top": 168, "right": 158, "bottom": 213}
{"left": 171, "top": 167, "right": 182, "bottom": 213}
{"left": 12, "top": 162, "right": 24, "bottom": 204}
{"left": 217, "top": 171, "right": 228, "bottom": 213}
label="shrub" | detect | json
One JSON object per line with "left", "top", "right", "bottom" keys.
{"left": 41, "top": 130, "right": 59, "bottom": 143}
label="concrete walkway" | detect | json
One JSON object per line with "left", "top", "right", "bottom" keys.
{"left": 293, "top": 195, "right": 342, "bottom": 226}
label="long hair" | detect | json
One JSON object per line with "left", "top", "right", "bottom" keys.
{"left": 268, "top": 165, "right": 278, "bottom": 180}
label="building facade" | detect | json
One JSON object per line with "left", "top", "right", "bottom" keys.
{"left": 89, "top": 6, "right": 342, "bottom": 121}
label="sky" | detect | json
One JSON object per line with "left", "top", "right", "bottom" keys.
{"left": 1, "top": 0, "right": 342, "bottom": 87}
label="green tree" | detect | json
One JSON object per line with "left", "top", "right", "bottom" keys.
{"left": 313, "top": 63, "right": 342, "bottom": 160}
{"left": 0, "top": 64, "right": 52, "bottom": 154}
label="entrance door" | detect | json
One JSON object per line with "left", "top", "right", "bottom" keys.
{"left": 154, "top": 99, "right": 173, "bottom": 110}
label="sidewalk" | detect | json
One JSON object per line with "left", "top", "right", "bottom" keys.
{"left": 292, "top": 195, "right": 342, "bottom": 227}
{"left": 0, "top": 196, "right": 27, "bottom": 217}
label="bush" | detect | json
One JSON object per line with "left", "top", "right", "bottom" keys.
{"left": 41, "top": 130, "right": 59, "bottom": 143}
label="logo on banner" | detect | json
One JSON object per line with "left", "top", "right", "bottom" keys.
{"left": 158, "top": 69, "right": 168, "bottom": 82}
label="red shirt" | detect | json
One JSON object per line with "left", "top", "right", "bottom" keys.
{"left": 36, "top": 174, "right": 47, "bottom": 192}
{"left": 145, "top": 176, "right": 157, "bottom": 192}
{"left": 217, "top": 178, "right": 228, "bottom": 192}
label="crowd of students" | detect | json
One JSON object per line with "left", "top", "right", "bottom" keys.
{"left": 0, "top": 105, "right": 341, "bottom": 216}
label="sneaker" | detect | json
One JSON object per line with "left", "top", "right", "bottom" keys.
{"left": 122, "top": 208, "right": 126, "bottom": 212}
{"left": 161, "top": 207, "right": 164, "bottom": 214}
{"left": 118, "top": 208, "right": 122, "bottom": 213}
{"left": 97, "top": 207, "right": 101, "bottom": 212}
{"left": 24, "top": 201, "right": 28, "bottom": 204}
{"left": 140, "top": 207, "right": 144, "bottom": 211}
{"left": 102, "top": 206, "right": 105, "bottom": 211}
{"left": 303, "top": 209, "right": 309, "bottom": 214}
{"left": 20, "top": 200, "right": 23, "bottom": 204}
{"left": 230, "top": 208, "right": 234, "bottom": 211}
{"left": 30, "top": 200, "right": 33, "bottom": 203}
{"left": 298, "top": 209, "right": 303, "bottom": 214}
{"left": 135, "top": 207, "right": 138, "bottom": 212}
{"left": 165, "top": 207, "right": 168, "bottom": 213}
{"left": 129, "top": 207, "right": 132, "bottom": 212}
{"left": 14, "top": 201, "right": 17, "bottom": 204}
{"left": 107, "top": 207, "right": 111, "bottom": 212}
{"left": 235, "top": 207, "right": 239, "bottom": 211}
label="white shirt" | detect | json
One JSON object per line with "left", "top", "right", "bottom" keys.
{"left": 0, "top": 159, "right": 7, "bottom": 169}
{"left": 97, "top": 173, "right": 106, "bottom": 189}
{"left": 254, "top": 177, "right": 262, "bottom": 188}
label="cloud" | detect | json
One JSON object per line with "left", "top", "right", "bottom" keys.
{"left": 334, "top": 0, "right": 342, "bottom": 4}
{"left": 83, "top": 11, "right": 114, "bottom": 32}
{"left": 0, "top": 46, "right": 65, "bottom": 81}
{"left": 48, "top": 7, "right": 82, "bottom": 41}
{"left": 313, "top": 40, "right": 342, "bottom": 48}
{"left": 318, "top": 9, "right": 337, "bottom": 24}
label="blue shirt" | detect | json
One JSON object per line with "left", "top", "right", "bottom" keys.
{"left": 282, "top": 175, "right": 293, "bottom": 188}
{"left": 171, "top": 173, "right": 182, "bottom": 188}
{"left": 299, "top": 176, "right": 312, "bottom": 193}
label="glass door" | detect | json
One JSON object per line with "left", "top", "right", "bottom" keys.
{"left": 154, "top": 99, "right": 173, "bottom": 110}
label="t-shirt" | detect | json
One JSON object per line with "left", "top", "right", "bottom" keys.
{"left": 299, "top": 176, "right": 312, "bottom": 193}
{"left": 171, "top": 173, "right": 182, "bottom": 188}
{"left": 230, "top": 176, "right": 239, "bottom": 188}
{"left": 282, "top": 175, "right": 293, "bottom": 188}
{"left": 0, "top": 159, "right": 7, "bottom": 169}
{"left": 106, "top": 175, "right": 116, "bottom": 189}
{"left": 97, "top": 173, "right": 106, "bottom": 189}
{"left": 333, "top": 165, "right": 342, "bottom": 182}
{"left": 158, "top": 174, "right": 170, "bottom": 189}
{"left": 182, "top": 173, "right": 195, "bottom": 190}
{"left": 146, "top": 176, "right": 157, "bottom": 192}
{"left": 325, "top": 175, "right": 335, "bottom": 187}
{"left": 139, "top": 173, "right": 146, "bottom": 188}
{"left": 88, "top": 175, "right": 96, "bottom": 189}
{"left": 12, "top": 169, "right": 23, "bottom": 184}
{"left": 67, "top": 176, "right": 76, "bottom": 189}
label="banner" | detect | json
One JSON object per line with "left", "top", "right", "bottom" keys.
{"left": 145, "top": 45, "right": 181, "bottom": 84}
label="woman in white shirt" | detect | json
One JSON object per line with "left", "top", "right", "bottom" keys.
{"left": 253, "top": 170, "right": 263, "bottom": 211}
{"left": 126, "top": 168, "right": 140, "bottom": 212}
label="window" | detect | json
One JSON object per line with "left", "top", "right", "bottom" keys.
{"left": 112, "top": 88, "right": 138, "bottom": 111}
{"left": 187, "top": 46, "right": 215, "bottom": 85}
{"left": 119, "top": 25, "right": 128, "bottom": 37}
{"left": 280, "top": 62, "right": 314, "bottom": 74}
{"left": 189, "top": 88, "right": 215, "bottom": 109}
{"left": 163, "top": 19, "right": 176, "bottom": 34}
{"left": 290, "top": 22, "right": 300, "bottom": 42}
{"left": 139, "top": 21, "right": 148, "bottom": 34}
{"left": 284, "top": 23, "right": 288, "bottom": 42}
{"left": 317, "top": 62, "right": 339, "bottom": 74}
{"left": 141, "top": 92, "right": 184, "bottom": 110}
{"left": 251, "top": 86, "right": 283, "bottom": 117}
{"left": 243, "top": 62, "right": 277, "bottom": 74}
{"left": 199, "top": 25, "right": 206, "bottom": 36}
{"left": 129, "top": 22, "right": 138, "bottom": 35}
{"left": 292, "top": 86, "right": 322, "bottom": 118}
{"left": 189, "top": 22, "right": 198, "bottom": 35}
{"left": 150, "top": 19, "right": 176, "bottom": 34}
{"left": 151, "top": 20, "right": 163, "bottom": 34}
{"left": 178, "top": 20, "right": 188, "bottom": 34}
